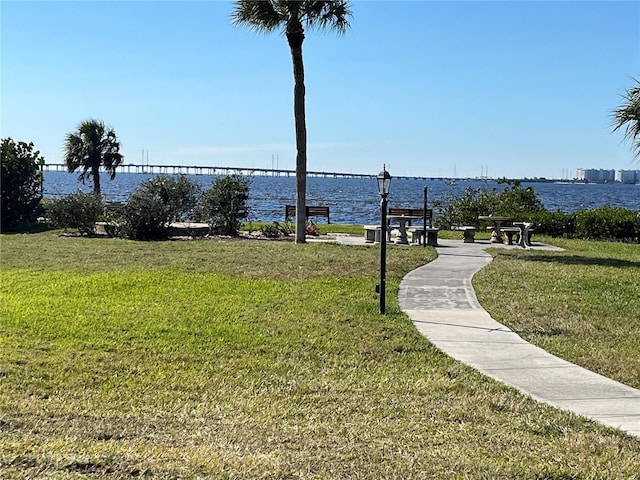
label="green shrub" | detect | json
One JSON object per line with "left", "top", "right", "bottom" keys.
{"left": 145, "top": 174, "right": 201, "bottom": 222}
{"left": 431, "top": 181, "right": 639, "bottom": 243}
{"left": 434, "top": 180, "right": 544, "bottom": 229}
{"left": 433, "top": 186, "right": 486, "bottom": 228}
{"left": 527, "top": 210, "right": 576, "bottom": 238}
{"left": 575, "top": 207, "right": 640, "bottom": 242}
{"left": 506, "top": 207, "right": 638, "bottom": 242}
{"left": 489, "top": 178, "right": 545, "bottom": 216}
{"left": 201, "top": 175, "right": 250, "bottom": 236}
{"left": 118, "top": 189, "right": 170, "bottom": 241}
{"left": 116, "top": 174, "right": 202, "bottom": 241}
{"left": 47, "top": 191, "right": 104, "bottom": 235}
{"left": 1, "top": 137, "right": 44, "bottom": 231}
{"left": 261, "top": 222, "right": 283, "bottom": 239}
{"left": 261, "top": 221, "right": 293, "bottom": 239}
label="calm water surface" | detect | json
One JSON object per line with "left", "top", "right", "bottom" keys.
{"left": 44, "top": 171, "right": 640, "bottom": 225}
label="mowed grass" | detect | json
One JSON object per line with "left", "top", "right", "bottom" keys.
{"left": 474, "top": 237, "right": 640, "bottom": 389}
{"left": 243, "top": 221, "right": 364, "bottom": 236}
{"left": 1, "top": 232, "right": 639, "bottom": 479}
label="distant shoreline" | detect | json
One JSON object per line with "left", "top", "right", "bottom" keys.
{"left": 43, "top": 172, "right": 639, "bottom": 225}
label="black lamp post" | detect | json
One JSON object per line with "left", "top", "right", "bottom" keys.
{"left": 377, "top": 165, "right": 392, "bottom": 314}
{"left": 423, "top": 185, "right": 428, "bottom": 247}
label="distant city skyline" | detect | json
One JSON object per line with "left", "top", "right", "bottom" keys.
{"left": 2, "top": 1, "right": 639, "bottom": 179}
{"left": 578, "top": 167, "right": 640, "bottom": 184}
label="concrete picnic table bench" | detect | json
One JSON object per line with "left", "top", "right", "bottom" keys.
{"left": 365, "top": 207, "right": 438, "bottom": 246}
{"left": 407, "top": 226, "right": 439, "bottom": 246}
{"left": 452, "top": 225, "right": 478, "bottom": 243}
{"left": 510, "top": 222, "right": 534, "bottom": 248}
{"left": 497, "top": 222, "right": 535, "bottom": 247}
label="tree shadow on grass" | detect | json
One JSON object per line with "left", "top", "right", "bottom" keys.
{"left": 515, "top": 253, "right": 640, "bottom": 269}
{"left": 0, "top": 223, "right": 55, "bottom": 234}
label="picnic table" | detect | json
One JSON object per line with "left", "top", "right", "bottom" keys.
{"left": 478, "top": 215, "right": 513, "bottom": 243}
{"left": 513, "top": 221, "right": 534, "bottom": 248}
{"left": 388, "top": 215, "right": 422, "bottom": 245}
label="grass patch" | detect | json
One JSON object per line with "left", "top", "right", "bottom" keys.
{"left": 1, "top": 232, "right": 639, "bottom": 478}
{"left": 243, "top": 221, "right": 364, "bottom": 236}
{"left": 437, "top": 228, "right": 493, "bottom": 242}
{"left": 474, "top": 237, "right": 640, "bottom": 389}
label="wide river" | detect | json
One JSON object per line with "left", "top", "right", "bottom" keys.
{"left": 44, "top": 171, "right": 639, "bottom": 225}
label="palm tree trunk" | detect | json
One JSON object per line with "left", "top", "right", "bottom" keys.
{"left": 92, "top": 165, "right": 101, "bottom": 196}
{"left": 288, "top": 27, "right": 307, "bottom": 244}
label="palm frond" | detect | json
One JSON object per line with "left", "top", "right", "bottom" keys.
{"left": 231, "top": 0, "right": 351, "bottom": 34}
{"left": 102, "top": 129, "right": 124, "bottom": 179}
{"left": 231, "top": 0, "right": 284, "bottom": 33}
{"left": 611, "top": 78, "right": 640, "bottom": 159}
{"left": 63, "top": 118, "right": 124, "bottom": 191}
{"left": 303, "top": 0, "right": 352, "bottom": 34}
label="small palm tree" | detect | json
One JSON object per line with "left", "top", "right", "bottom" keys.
{"left": 232, "top": 0, "right": 352, "bottom": 243}
{"left": 612, "top": 78, "right": 640, "bottom": 161}
{"left": 64, "top": 119, "right": 124, "bottom": 196}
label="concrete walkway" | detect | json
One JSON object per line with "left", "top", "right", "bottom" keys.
{"left": 397, "top": 239, "right": 640, "bottom": 438}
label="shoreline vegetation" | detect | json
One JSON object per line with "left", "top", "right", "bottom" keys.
{"left": 1, "top": 229, "right": 639, "bottom": 478}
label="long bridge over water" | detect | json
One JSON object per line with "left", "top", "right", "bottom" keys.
{"left": 42, "top": 163, "right": 433, "bottom": 180}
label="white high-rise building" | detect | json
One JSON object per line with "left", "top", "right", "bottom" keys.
{"left": 576, "top": 168, "right": 616, "bottom": 183}
{"left": 616, "top": 170, "right": 640, "bottom": 184}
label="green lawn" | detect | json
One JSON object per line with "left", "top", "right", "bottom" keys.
{"left": 474, "top": 237, "right": 640, "bottom": 389}
{"left": 1, "top": 232, "right": 639, "bottom": 479}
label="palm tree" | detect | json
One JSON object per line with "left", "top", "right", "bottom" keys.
{"left": 64, "top": 119, "right": 124, "bottom": 196}
{"left": 232, "top": 0, "right": 351, "bottom": 243}
{"left": 612, "top": 78, "right": 640, "bottom": 161}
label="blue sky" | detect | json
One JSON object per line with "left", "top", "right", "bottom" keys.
{"left": 2, "top": 1, "right": 639, "bottom": 179}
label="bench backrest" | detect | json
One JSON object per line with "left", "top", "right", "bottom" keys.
{"left": 387, "top": 207, "right": 432, "bottom": 226}
{"left": 285, "top": 205, "right": 330, "bottom": 223}
{"left": 307, "top": 206, "right": 330, "bottom": 220}
{"left": 285, "top": 205, "right": 295, "bottom": 220}
{"left": 388, "top": 207, "right": 432, "bottom": 218}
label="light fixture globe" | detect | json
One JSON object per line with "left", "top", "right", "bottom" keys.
{"left": 377, "top": 166, "right": 392, "bottom": 197}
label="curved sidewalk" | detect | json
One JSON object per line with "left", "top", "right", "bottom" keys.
{"left": 398, "top": 239, "right": 640, "bottom": 438}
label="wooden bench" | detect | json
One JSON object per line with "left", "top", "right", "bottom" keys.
{"left": 285, "top": 205, "right": 330, "bottom": 223}
{"left": 387, "top": 208, "right": 433, "bottom": 226}
{"left": 387, "top": 207, "right": 434, "bottom": 242}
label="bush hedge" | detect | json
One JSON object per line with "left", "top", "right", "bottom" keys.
{"left": 118, "top": 189, "right": 171, "bottom": 241}
{"left": 575, "top": 207, "right": 640, "bottom": 242}
{"left": 433, "top": 181, "right": 639, "bottom": 243}
{"left": 201, "top": 175, "right": 250, "bottom": 236}
{"left": 47, "top": 191, "right": 104, "bottom": 235}
{"left": 1, "top": 138, "right": 44, "bottom": 231}
{"left": 434, "top": 179, "right": 544, "bottom": 229}
{"left": 116, "top": 174, "right": 202, "bottom": 240}
{"left": 41, "top": 179, "right": 639, "bottom": 243}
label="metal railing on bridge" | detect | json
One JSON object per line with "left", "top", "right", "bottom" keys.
{"left": 42, "top": 163, "right": 436, "bottom": 180}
